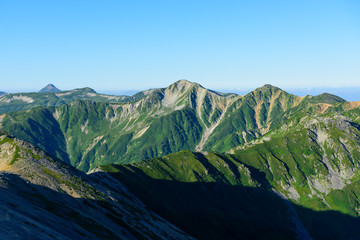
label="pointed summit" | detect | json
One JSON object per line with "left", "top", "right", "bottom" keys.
{"left": 39, "top": 84, "right": 61, "bottom": 93}
{"left": 250, "top": 84, "right": 283, "bottom": 97}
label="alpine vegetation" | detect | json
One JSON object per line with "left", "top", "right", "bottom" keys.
{"left": 1, "top": 81, "right": 360, "bottom": 239}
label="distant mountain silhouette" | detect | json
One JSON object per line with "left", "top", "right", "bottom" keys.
{"left": 39, "top": 84, "right": 61, "bottom": 92}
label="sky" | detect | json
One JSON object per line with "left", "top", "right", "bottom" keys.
{"left": 1, "top": 0, "right": 360, "bottom": 94}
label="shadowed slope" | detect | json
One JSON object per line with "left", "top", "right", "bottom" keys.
{"left": 0, "top": 131, "right": 193, "bottom": 239}
{"left": 99, "top": 112, "right": 360, "bottom": 239}
{"left": 100, "top": 149, "right": 360, "bottom": 239}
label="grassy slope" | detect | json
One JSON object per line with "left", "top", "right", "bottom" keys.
{"left": 0, "top": 81, "right": 213, "bottom": 171}
{"left": 1, "top": 106, "right": 70, "bottom": 164}
{"left": 100, "top": 112, "right": 360, "bottom": 239}
{"left": 203, "top": 85, "right": 346, "bottom": 152}
{"left": 100, "top": 151, "right": 297, "bottom": 240}
{"left": 0, "top": 87, "right": 141, "bottom": 114}
{"left": 0, "top": 82, "right": 347, "bottom": 173}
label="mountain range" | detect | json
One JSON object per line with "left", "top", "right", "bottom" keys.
{"left": 0, "top": 80, "right": 348, "bottom": 171}
{"left": 1, "top": 80, "right": 360, "bottom": 239}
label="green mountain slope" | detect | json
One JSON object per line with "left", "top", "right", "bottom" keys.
{"left": 0, "top": 131, "right": 193, "bottom": 239}
{"left": 1, "top": 81, "right": 360, "bottom": 239}
{"left": 98, "top": 152, "right": 300, "bottom": 240}
{"left": 0, "top": 87, "right": 139, "bottom": 114}
{"left": 100, "top": 112, "right": 360, "bottom": 239}
{"left": 0, "top": 80, "right": 233, "bottom": 171}
{"left": 0, "top": 81, "right": 348, "bottom": 172}
{"left": 231, "top": 113, "right": 360, "bottom": 203}
{"left": 202, "top": 84, "right": 345, "bottom": 152}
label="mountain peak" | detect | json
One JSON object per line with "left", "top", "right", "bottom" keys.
{"left": 310, "top": 92, "right": 346, "bottom": 104}
{"left": 168, "top": 79, "right": 204, "bottom": 91}
{"left": 78, "top": 87, "right": 96, "bottom": 92}
{"left": 175, "top": 79, "right": 192, "bottom": 84}
{"left": 252, "top": 84, "right": 283, "bottom": 95}
{"left": 39, "top": 84, "right": 61, "bottom": 93}
{"left": 173, "top": 79, "right": 200, "bottom": 87}
{"left": 263, "top": 84, "right": 274, "bottom": 88}
{"left": 259, "top": 84, "right": 281, "bottom": 90}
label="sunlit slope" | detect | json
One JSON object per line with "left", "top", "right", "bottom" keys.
{"left": 0, "top": 87, "right": 140, "bottom": 114}
{"left": 203, "top": 85, "right": 345, "bottom": 152}
{"left": 1, "top": 80, "right": 237, "bottom": 171}
{"left": 0, "top": 81, "right": 348, "bottom": 172}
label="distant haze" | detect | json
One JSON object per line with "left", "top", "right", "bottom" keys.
{"left": 216, "top": 87, "right": 360, "bottom": 102}
{"left": 285, "top": 87, "right": 360, "bottom": 102}
{"left": 1, "top": 1, "right": 359, "bottom": 91}
{"left": 100, "top": 86, "right": 360, "bottom": 102}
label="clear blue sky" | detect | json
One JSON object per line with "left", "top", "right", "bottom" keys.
{"left": 1, "top": 0, "right": 360, "bottom": 92}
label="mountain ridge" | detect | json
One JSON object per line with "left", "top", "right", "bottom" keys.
{"left": 0, "top": 87, "right": 130, "bottom": 114}
{"left": 0, "top": 81, "right": 353, "bottom": 172}
{"left": 1, "top": 80, "right": 360, "bottom": 239}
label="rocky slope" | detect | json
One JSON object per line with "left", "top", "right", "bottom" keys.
{"left": 0, "top": 131, "right": 193, "bottom": 239}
